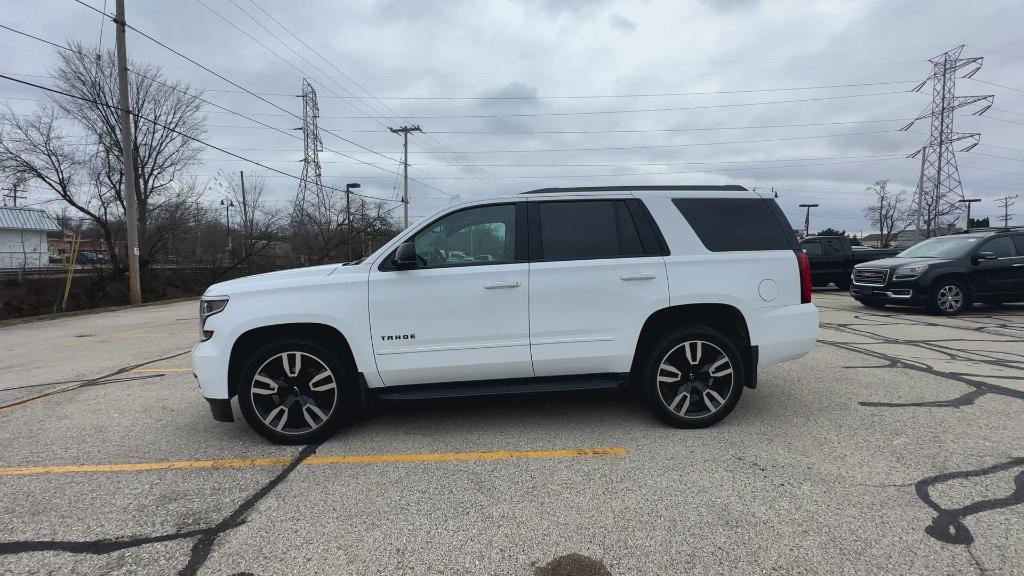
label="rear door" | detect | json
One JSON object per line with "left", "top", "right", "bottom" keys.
{"left": 1009, "top": 235, "right": 1024, "bottom": 295}
{"left": 972, "top": 235, "right": 1019, "bottom": 296}
{"left": 527, "top": 198, "right": 669, "bottom": 377}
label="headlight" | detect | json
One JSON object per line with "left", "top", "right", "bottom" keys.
{"left": 895, "top": 264, "right": 927, "bottom": 277}
{"left": 199, "top": 296, "right": 229, "bottom": 340}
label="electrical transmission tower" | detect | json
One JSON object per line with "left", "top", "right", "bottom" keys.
{"left": 296, "top": 78, "right": 325, "bottom": 225}
{"left": 996, "top": 195, "right": 1017, "bottom": 227}
{"left": 900, "top": 45, "right": 993, "bottom": 237}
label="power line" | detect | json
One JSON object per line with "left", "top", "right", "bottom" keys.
{"left": 208, "top": 0, "right": 507, "bottom": 196}
{"left": 200, "top": 155, "right": 903, "bottom": 180}
{"left": 10, "top": 14, "right": 454, "bottom": 199}
{"left": 141, "top": 89, "right": 917, "bottom": 120}
{"left": 0, "top": 73, "right": 400, "bottom": 204}
{"left": 243, "top": 0, "right": 517, "bottom": 195}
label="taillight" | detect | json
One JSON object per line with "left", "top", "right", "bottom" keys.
{"left": 796, "top": 250, "right": 812, "bottom": 303}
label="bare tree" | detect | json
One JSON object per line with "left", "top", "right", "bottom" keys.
{"left": 218, "top": 172, "right": 283, "bottom": 262}
{"left": 864, "top": 179, "right": 913, "bottom": 247}
{"left": 291, "top": 187, "right": 395, "bottom": 265}
{"left": 0, "top": 42, "right": 205, "bottom": 270}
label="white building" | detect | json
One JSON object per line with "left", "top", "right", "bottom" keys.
{"left": 0, "top": 207, "right": 60, "bottom": 269}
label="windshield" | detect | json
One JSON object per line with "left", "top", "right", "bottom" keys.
{"left": 897, "top": 236, "right": 981, "bottom": 258}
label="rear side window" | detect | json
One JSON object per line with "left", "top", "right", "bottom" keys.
{"left": 801, "top": 240, "right": 823, "bottom": 255}
{"left": 536, "top": 200, "right": 646, "bottom": 260}
{"left": 980, "top": 236, "right": 1017, "bottom": 258}
{"left": 1014, "top": 235, "right": 1024, "bottom": 255}
{"left": 673, "top": 198, "right": 795, "bottom": 252}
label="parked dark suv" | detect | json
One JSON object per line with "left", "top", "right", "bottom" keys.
{"left": 850, "top": 228, "right": 1024, "bottom": 315}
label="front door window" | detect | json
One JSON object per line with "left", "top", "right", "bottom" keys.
{"left": 412, "top": 204, "right": 516, "bottom": 267}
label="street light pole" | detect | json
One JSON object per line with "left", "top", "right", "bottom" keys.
{"left": 958, "top": 198, "right": 981, "bottom": 230}
{"left": 798, "top": 203, "right": 819, "bottom": 236}
{"left": 345, "top": 183, "right": 361, "bottom": 261}
{"left": 221, "top": 199, "right": 234, "bottom": 255}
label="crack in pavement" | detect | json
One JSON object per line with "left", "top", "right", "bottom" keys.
{"left": 916, "top": 457, "right": 1024, "bottom": 546}
{"left": 815, "top": 296, "right": 1024, "bottom": 558}
{"left": 0, "top": 350, "right": 190, "bottom": 412}
{"left": 0, "top": 444, "right": 320, "bottom": 576}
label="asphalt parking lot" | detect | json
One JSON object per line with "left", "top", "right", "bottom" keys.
{"left": 1, "top": 292, "right": 1022, "bottom": 576}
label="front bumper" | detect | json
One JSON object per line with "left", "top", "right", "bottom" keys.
{"left": 850, "top": 279, "right": 928, "bottom": 306}
{"left": 192, "top": 338, "right": 231, "bottom": 400}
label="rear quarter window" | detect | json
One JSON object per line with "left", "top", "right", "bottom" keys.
{"left": 672, "top": 198, "right": 796, "bottom": 252}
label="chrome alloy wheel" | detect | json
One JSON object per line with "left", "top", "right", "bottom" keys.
{"left": 656, "top": 340, "right": 735, "bottom": 419}
{"left": 249, "top": 351, "right": 338, "bottom": 435}
{"left": 937, "top": 284, "right": 964, "bottom": 313}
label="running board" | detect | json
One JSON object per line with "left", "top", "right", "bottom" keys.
{"left": 372, "top": 373, "right": 628, "bottom": 400}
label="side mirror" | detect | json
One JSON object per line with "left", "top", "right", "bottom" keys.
{"left": 973, "top": 251, "right": 997, "bottom": 263}
{"left": 392, "top": 242, "right": 419, "bottom": 270}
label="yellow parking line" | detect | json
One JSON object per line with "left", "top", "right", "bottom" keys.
{"left": 0, "top": 447, "right": 627, "bottom": 477}
{"left": 131, "top": 368, "right": 192, "bottom": 373}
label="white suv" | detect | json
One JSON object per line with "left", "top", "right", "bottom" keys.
{"left": 193, "top": 186, "right": 818, "bottom": 443}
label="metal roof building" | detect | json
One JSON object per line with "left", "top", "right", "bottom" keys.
{"left": 0, "top": 206, "right": 60, "bottom": 232}
{"left": 0, "top": 207, "right": 60, "bottom": 269}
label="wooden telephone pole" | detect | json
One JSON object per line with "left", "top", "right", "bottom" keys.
{"left": 388, "top": 125, "right": 422, "bottom": 229}
{"left": 115, "top": 0, "right": 142, "bottom": 304}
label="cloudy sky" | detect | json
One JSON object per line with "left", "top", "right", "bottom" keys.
{"left": 2, "top": 0, "right": 1023, "bottom": 233}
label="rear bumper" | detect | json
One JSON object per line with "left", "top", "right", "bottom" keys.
{"left": 749, "top": 303, "right": 818, "bottom": 368}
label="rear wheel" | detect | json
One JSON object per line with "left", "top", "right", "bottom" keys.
{"left": 238, "top": 338, "right": 356, "bottom": 444}
{"left": 643, "top": 326, "right": 745, "bottom": 428}
{"left": 834, "top": 279, "right": 851, "bottom": 290}
{"left": 928, "top": 279, "right": 970, "bottom": 316}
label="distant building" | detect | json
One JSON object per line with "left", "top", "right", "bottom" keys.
{"left": 0, "top": 207, "right": 60, "bottom": 269}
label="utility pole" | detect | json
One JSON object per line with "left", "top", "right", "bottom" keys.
{"left": 239, "top": 170, "right": 247, "bottom": 250}
{"left": 114, "top": 0, "right": 142, "bottom": 304}
{"left": 388, "top": 125, "right": 422, "bottom": 229}
{"left": 996, "top": 195, "right": 1017, "bottom": 227}
{"left": 958, "top": 198, "right": 981, "bottom": 229}
{"left": 195, "top": 199, "right": 201, "bottom": 259}
{"left": 799, "top": 203, "right": 819, "bottom": 236}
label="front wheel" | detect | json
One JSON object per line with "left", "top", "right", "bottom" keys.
{"left": 643, "top": 326, "right": 745, "bottom": 428}
{"left": 928, "top": 279, "right": 970, "bottom": 316}
{"left": 238, "top": 338, "right": 356, "bottom": 444}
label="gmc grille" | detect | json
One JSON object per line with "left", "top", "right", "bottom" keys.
{"left": 854, "top": 268, "right": 889, "bottom": 286}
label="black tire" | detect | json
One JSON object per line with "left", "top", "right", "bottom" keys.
{"left": 237, "top": 338, "right": 358, "bottom": 444}
{"left": 642, "top": 325, "right": 745, "bottom": 429}
{"left": 927, "top": 278, "right": 970, "bottom": 316}
{"left": 834, "top": 279, "right": 851, "bottom": 291}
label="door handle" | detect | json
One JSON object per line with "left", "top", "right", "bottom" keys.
{"left": 483, "top": 280, "right": 521, "bottom": 289}
{"left": 620, "top": 273, "right": 656, "bottom": 281}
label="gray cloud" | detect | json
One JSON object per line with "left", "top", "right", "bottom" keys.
{"left": 608, "top": 14, "right": 637, "bottom": 33}
{"left": 0, "top": 0, "right": 1020, "bottom": 229}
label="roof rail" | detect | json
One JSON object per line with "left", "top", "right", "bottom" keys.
{"left": 520, "top": 185, "right": 748, "bottom": 195}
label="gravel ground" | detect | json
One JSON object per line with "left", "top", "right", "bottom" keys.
{"left": 0, "top": 291, "right": 1022, "bottom": 575}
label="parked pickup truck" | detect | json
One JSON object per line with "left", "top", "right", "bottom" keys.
{"left": 799, "top": 236, "right": 900, "bottom": 290}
